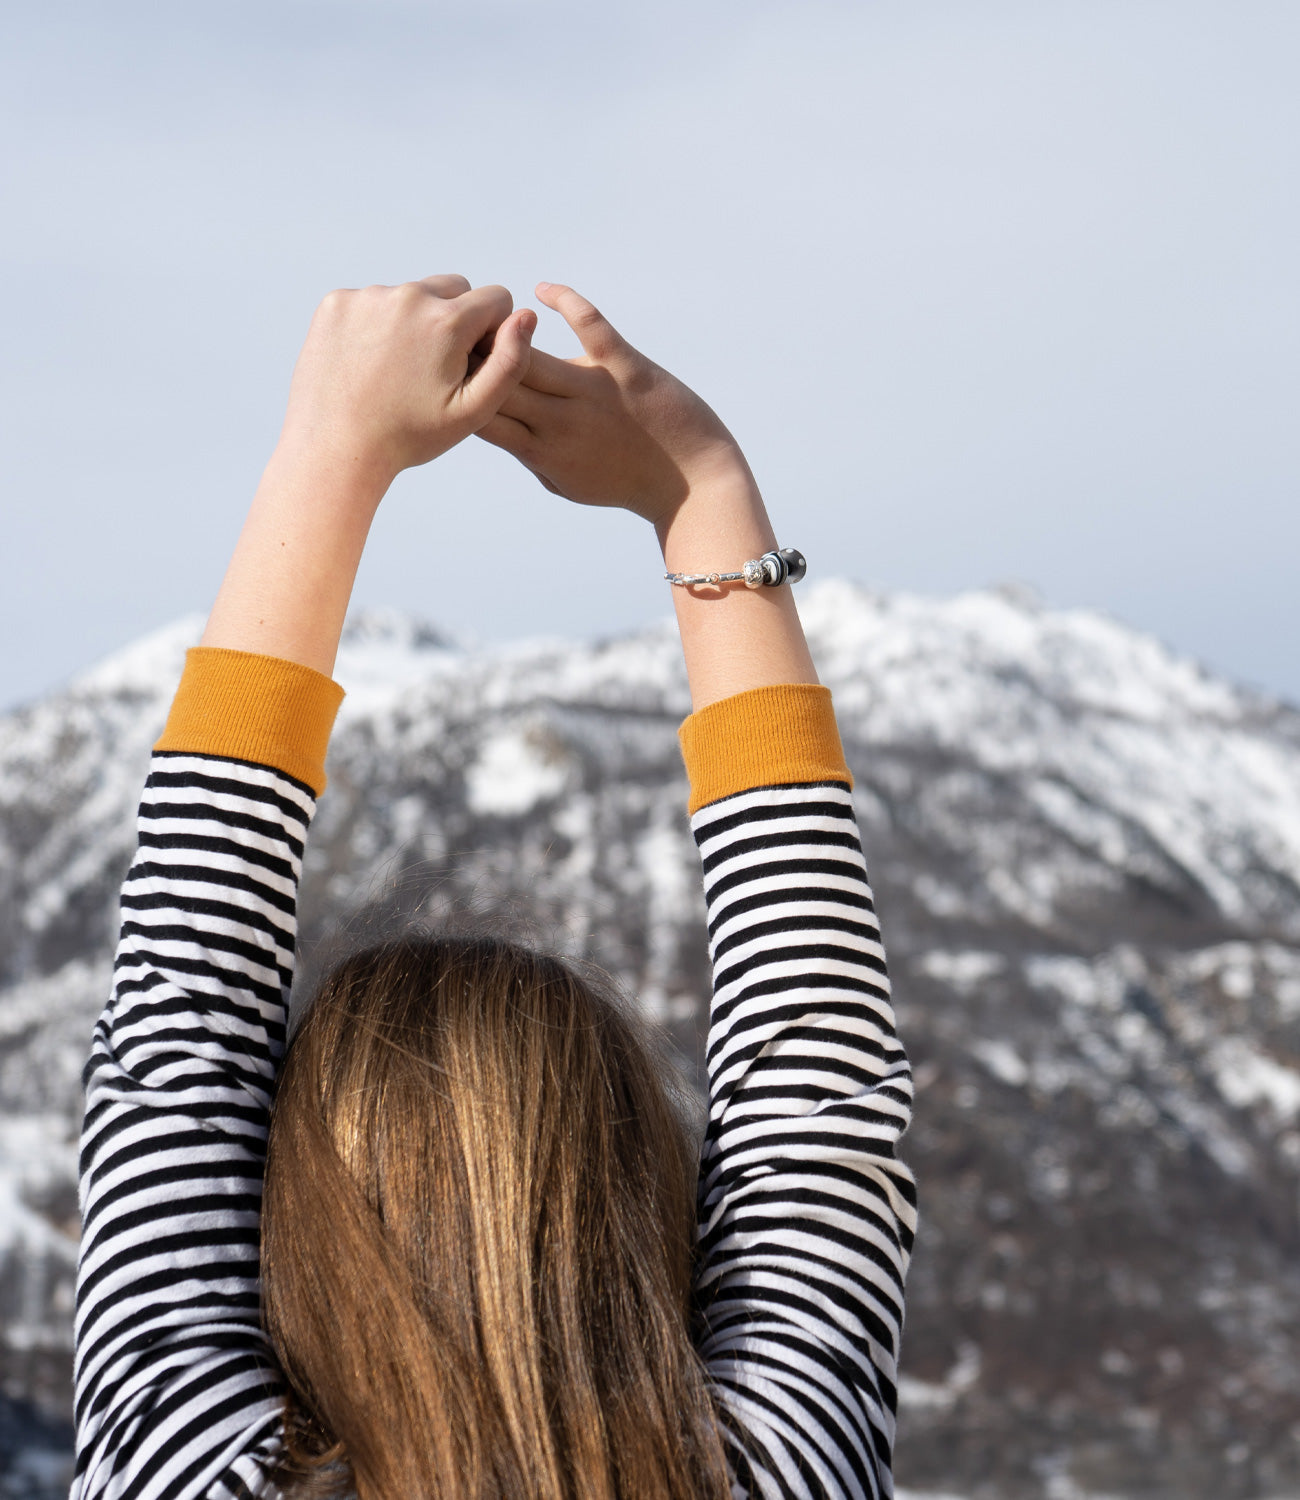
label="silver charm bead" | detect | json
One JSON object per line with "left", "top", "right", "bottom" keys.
{"left": 742, "top": 557, "right": 766, "bottom": 589}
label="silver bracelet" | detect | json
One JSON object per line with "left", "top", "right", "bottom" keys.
{"left": 665, "top": 547, "right": 806, "bottom": 590}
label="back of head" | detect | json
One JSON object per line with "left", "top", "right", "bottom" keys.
{"left": 261, "top": 933, "right": 731, "bottom": 1500}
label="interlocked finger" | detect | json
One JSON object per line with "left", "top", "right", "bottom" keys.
{"left": 521, "top": 346, "right": 588, "bottom": 397}
{"left": 497, "top": 383, "right": 560, "bottom": 431}
{"left": 477, "top": 412, "right": 534, "bottom": 459}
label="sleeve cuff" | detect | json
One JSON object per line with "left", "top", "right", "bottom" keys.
{"left": 154, "top": 648, "right": 345, "bottom": 795}
{"left": 678, "top": 683, "right": 852, "bottom": 815}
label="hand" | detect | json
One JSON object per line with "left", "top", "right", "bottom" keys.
{"left": 477, "top": 283, "right": 752, "bottom": 526}
{"left": 278, "top": 274, "right": 536, "bottom": 483}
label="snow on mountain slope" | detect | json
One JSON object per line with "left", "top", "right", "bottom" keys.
{"left": 1, "top": 583, "right": 1298, "bottom": 1500}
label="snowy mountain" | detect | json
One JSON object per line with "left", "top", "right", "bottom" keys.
{"left": 2, "top": 582, "right": 1298, "bottom": 1500}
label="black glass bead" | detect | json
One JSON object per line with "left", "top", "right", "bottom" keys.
{"left": 778, "top": 548, "right": 807, "bottom": 584}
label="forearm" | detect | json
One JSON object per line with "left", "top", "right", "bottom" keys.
{"left": 199, "top": 277, "right": 532, "bottom": 675}
{"left": 655, "top": 463, "right": 818, "bottom": 711}
{"left": 200, "top": 438, "right": 393, "bottom": 676}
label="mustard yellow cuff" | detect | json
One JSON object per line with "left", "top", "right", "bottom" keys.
{"left": 678, "top": 683, "right": 852, "bottom": 815}
{"left": 154, "top": 648, "right": 345, "bottom": 795}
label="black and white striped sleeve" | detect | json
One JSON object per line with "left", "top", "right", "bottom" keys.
{"left": 70, "top": 752, "right": 312, "bottom": 1500}
{"left": 691, "top": 780, "right": 917, "bottom": 1500}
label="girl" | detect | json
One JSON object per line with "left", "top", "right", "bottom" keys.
{"left": 70, "top": 275, "right": 916, "bottom": 1499}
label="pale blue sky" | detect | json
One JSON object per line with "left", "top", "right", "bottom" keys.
{"left": 3, "top": 0, "right": 1297, "bottom": 709}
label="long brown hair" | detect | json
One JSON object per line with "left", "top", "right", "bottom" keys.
{"left": 261, "top": 933, "right": 731, "bottom": 1499}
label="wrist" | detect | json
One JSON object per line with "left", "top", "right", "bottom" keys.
{"left": 656, "top": 457, "right": 817, "bottom": 710}
{"left": 200, "top": 437, "right": 391, "bottom": 677}
{"left": 270, "top": 425, "right": 400, "bottom": 514}
{"left": 655, "top": 460, "right": 775, "bottom": 570}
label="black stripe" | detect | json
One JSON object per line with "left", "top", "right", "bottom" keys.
{"left": 85, "top": 1120, "right": 266, "bottom": 1201}
{"left": 106, "top": 1355, "right": 279, "bottom": 1499}
{"left": 707, "top": 882, "right": 876, "bottom": 939}
{"left": 710, "top": 1369, "right": 846, "bottom": 1499}
{"left": 121, "top": 888, "right": 294, "bottom": 947}
{"left": 693, "top": 786, "right": 854, "bottom": 844}
{"left": 124, "top": 860, "right": 297, "bottom": 916}
{"left": 75, "top": 1287, "right": 266, "bottom": 1430}
{"left": 708, "top": 1331, "right": 881, "bottom": 1496}
{"left": 81, "top": 1081, "right": 269, "bottom": 1166}
{"left": 119, "top": 919, "right": 291, "bottom": 977}
{"left": 699, "top": 824, "right": 863, "bottom": 877}
{"left": 701, "top": 1140, "right": 918, "bottom": 1220}
{"left": 113, "top": 949, "right": 284, "bottom": 1008}
{"left": 704, "top": 853, "right": 870, "bottom": 906}
{"left": 713, "top": 938, "right": 888, "bottom": 996}
{"left": 714, "top": 1059, "right": 909, "bottom": 1108}
{"left": 106, "top": 983, "right": 283, "bottom": 1040}
{"left": 711, "top": 909, "right": 882, "bottom": 962}
{"left": 115, "top": 1049, "right": 276, "bottom": 1100}
{"left": 77, "top": 1226, "right": 261, "bottom": 1339}
{"left": 700, "top": 1168, "right": 911, "bottom": 1272}
{"left": 80, "top": 1174, "right": 262, "bottom": 1251}
{"left": 151, "top": 752, "right": 317, "bottom": 803}
{"left": 212, "top": 1415, "right": 283, "bottom": 1500}
{"left": 712, "top": 1118, "right": 903, "bottom": 1172}
{"left": 143, "top": 800, "right": 305, "bottom": 860}
{"left": 701, "top": 1214, "right": 906, "bottom": 1326}
{"left": 719, "top": 1319, "right": 899, "bottom": 1472}
{"left": 713, "top": 1403, "right": 768, "bottom": 1497}
{"left": 76, "top": 1323, "right": 278, "bottom": 1427}
{"left": 708, "top": 981, "right": 894, "bottom": 1051}
{"left": 135, "top": 830, "right": 297, "bottom": 883}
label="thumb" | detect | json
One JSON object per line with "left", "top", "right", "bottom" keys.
{"left": 461, "top": 309, "right": 536, "bottom": 423}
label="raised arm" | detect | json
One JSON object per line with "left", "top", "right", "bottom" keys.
{"left": 480, "top": 288, "right": 917, "bottom": 1498}
{"left": 202, "top": 276, "right": 535, "bottom": 670}
{"left": 73, "top": 277, "right": 534, "bottom": 1500}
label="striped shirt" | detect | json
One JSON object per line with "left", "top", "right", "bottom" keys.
{"left": 71, "top": 672, "right": 916, "bottom": 1500}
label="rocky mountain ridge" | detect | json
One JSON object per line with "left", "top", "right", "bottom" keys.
{"left": 1, "top": 582, "right": 1298, "bottom": 1499}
